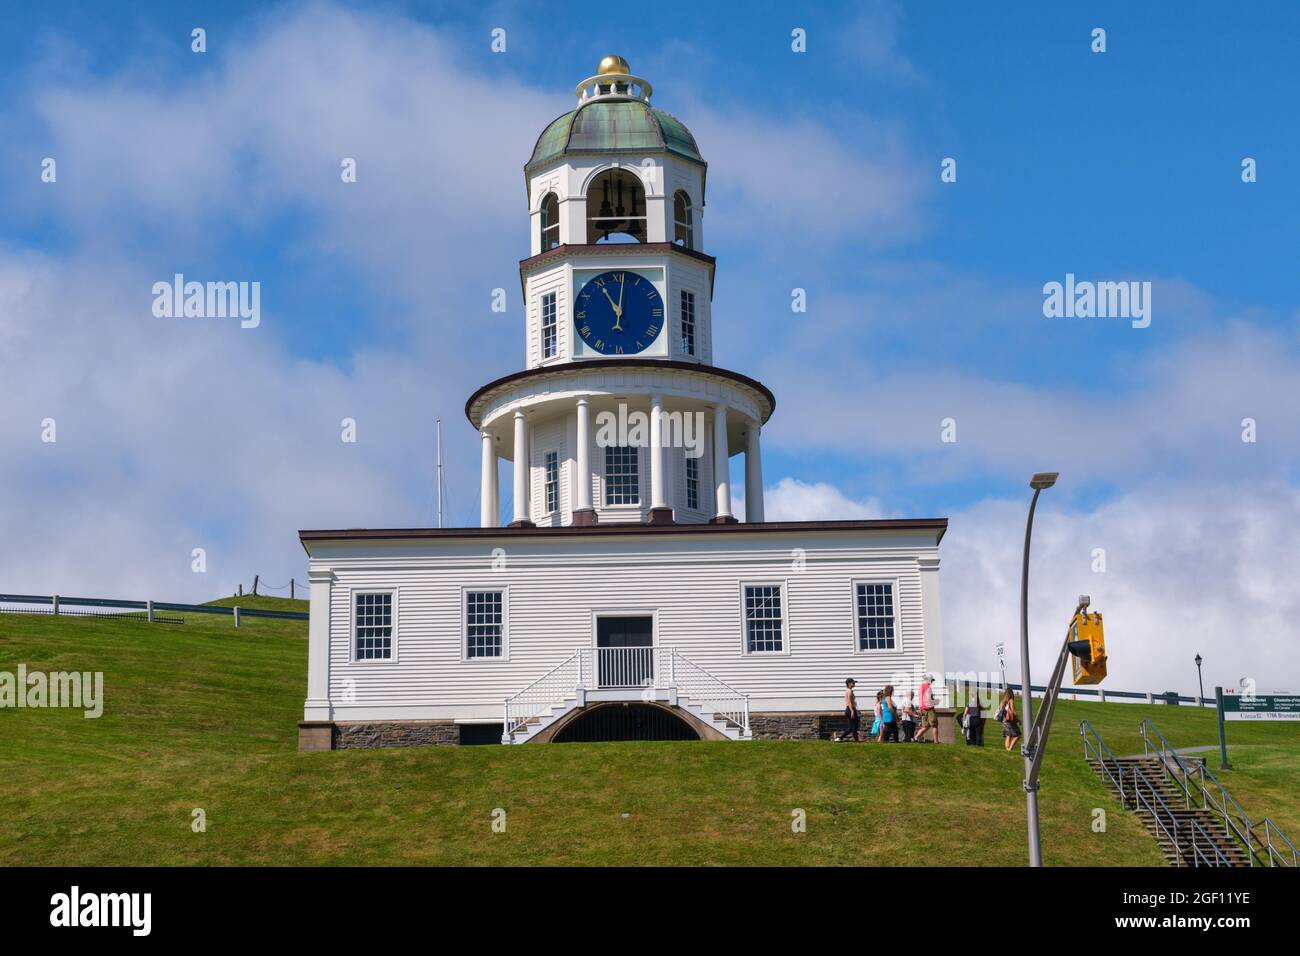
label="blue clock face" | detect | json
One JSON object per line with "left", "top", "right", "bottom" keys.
{"left": 574, "top": 271, "right": 663, "bottom": 355}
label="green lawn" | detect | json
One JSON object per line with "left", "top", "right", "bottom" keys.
{"left": 1, "top": 603, "right": 1295, "bottom": 866}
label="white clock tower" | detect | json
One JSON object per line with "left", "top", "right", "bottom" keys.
{"left": 467, "top": 55, "right": 774, "bottom": 528}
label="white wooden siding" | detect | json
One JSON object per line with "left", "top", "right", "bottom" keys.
{"left": 311, "top": 529, "right": 942, "bottom": 720}
{"left": 524, "top": 264, "right": 567, "bottom": 368}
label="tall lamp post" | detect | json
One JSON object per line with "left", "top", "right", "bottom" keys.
{"left": 1195, "top": 654, "right": 1205, "bottom": 708}
{"left": 1019, "top": 471, "right": 1058, "bottom": 868}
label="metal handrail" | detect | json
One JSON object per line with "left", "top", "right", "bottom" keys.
{"left": 1138, "top": 718, "right": 1293, "bottom": 867}
{"left": 1125, "top": 763, "right": 1230, "bottom": 867}
{"left": 1252, "top": 818, "right": 1298, "bottom": 867}
{"left": 1080, "top": 719, "right": 1127, "bottom": 804}
{"left": 1081, "top": 720, "right": 1230, "bottom": 867}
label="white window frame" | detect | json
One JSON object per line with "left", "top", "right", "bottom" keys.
{"left": 851, "top": 578, "right": 904, "bottom": 656}
{"left": 350, "top": 588, "right": 398, "bottom": 663}
{"left": 544, "top": 449, "right": 560, "bottom": 514}
{"left": 602, "top": 443, "right": 641, "bottom": 507}
{"left": 541, "top": 291, "right": 558, "bottom": 359}
{"left": 461, "top": 586, "right": 510, "bottom": 662}
{"left": 680, "top": 288, "right": 696, "bottom": 356}
{"left": 685, "top": 453, "right": 700, "bottom": 510}
{"left": 738, "top": 580, "right": 789, "bottom": 656}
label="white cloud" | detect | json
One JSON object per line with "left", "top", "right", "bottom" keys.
{"left": 943, "top": 482, "right": 1300, "bottom": 696}
{"left": 763, "top": 477, "right": 885, "bottom": 521}
{"left": 764, "top": 472, "right": 1300, "bottom": 696}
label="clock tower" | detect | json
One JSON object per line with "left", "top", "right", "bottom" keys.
{"left": 466, "top": 56, "right": 775, "bottom": 527}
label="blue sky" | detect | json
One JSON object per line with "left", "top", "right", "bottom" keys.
{"left": 2, "top": 1, "right": 1298, "bottom": 690}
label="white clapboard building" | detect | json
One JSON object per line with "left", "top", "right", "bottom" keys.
{"left": 298, "top": 57, "right": 948, "bottom": 750}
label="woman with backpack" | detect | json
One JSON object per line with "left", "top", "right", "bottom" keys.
{"left": 879, "top": 685, "right": 899, "bottom": 743}
{"left": 998, "top": 687, "right": 1021, "bottom": 752}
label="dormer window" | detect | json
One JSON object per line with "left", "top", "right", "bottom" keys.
{"left": 673, "top": 190, "right": 694, "bottom": 249}
{"left": 587, "top": 170, "right": 646, "bottom": 244}
{"left": 539, "top": 192, "right": 560, "bottom": 251}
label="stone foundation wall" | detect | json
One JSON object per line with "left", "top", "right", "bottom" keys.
{"left": 334, "top": 720, "right": 460, "bottom": 749}
{"left": 300, "top": 709, "right": 958, "bottom": 750}
{"left": 749, "top": 709, "right": 957, "bottom": 743}
{"left": 748, "top": 712, "right": 835, "bottom": 740}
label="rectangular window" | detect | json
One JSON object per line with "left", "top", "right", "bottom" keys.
{"left": 680, "top": 289, "right": 696, "bottom": 356}
{"left": 743, "top": 584, "right": 784, "bottom": 654}
{"left": 354, "top": 592, "right": 393, "bottom": 660}
{"left": 466, "top": 591, "right": 504, "bottom": 659}
{"left": 544, "top": 450, "right": 559, "bottom": 514}
{"left": 856, "top": 582, "right": 897, "bottom": 650}
{"left": 541, "top": 292, "right": 557, "bottom": 359}
{"left": 604, "top": 445, "right": 640, "bottom": 505}
{"left": 685, "top": 454, "right": 700, "bottom": 510}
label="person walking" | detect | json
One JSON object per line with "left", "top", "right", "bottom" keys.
{"left": 870, "top": 690, "right": 883, "bottom": 740}
{"left": 916, "top": 674, "right": 939, "bottom": 743}
{"left": 998, "top": 687, "right": 1021, "bottom": 752}
{"left": 962, "top": 684, "right": 985, "bottom": 746}
{"left": 900, "top": 691, "right": 918, "bottom": 742}
{"left": 835, "top": 678, "right": 860, "bottom": 742}
{"left": 879, "top": 685, "right": 899, "bottom": 742}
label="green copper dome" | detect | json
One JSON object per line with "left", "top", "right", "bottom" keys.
{"left": 527, "top": 100, "right": 705, "bottom": 173}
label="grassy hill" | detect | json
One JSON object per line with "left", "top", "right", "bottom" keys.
{"left": 1, "top": 603, "right": 1295, "bottom": 866}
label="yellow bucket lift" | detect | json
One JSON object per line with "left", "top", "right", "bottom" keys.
{"left": 1068, "top": 609, "right": 1107, "bottom": 685}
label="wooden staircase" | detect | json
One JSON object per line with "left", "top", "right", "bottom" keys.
{"left": 1086, "top": 755, "right": 1251, "bottom": 866}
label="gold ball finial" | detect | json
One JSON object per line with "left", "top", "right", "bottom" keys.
{"left": 597, "top": 54, "right": 631, "bottom": 75}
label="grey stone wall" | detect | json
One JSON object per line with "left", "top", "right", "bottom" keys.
{"left": 334, "top": 720, "right": 460, "bottom": 749}
{"left": 749, "top": 712, "right": 837, "bottom": 740}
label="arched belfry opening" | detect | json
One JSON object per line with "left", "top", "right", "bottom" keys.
{"left": 539, "top": 192, "right": 560, "bottom": 250}
{"left": 552, "top": 703, "right": 701, "bottom": 743}
{"left": 586, "top": 169, "right": 646, "bottom": 243}
{"left": 673, "top": 189, "right": 694, "bottom": 249}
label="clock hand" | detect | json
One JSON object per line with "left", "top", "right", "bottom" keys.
{"left": 617, "top": 274, "right": 625, "bottom": 313}
{"left": 600, "top": 286, "right": 624, "bottom": 330}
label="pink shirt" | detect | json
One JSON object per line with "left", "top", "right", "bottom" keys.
{"left": 920, "top": 681, "right": 933, "bottom": 709}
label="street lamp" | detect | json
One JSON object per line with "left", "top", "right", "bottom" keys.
{"left": 1195, "top": 654, "right": 1205, "bottom": 708}
{"left": 1019, "top": 470, "right": 1057, "bottom": 868}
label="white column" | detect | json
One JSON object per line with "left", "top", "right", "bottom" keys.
{"left": 576, "top": 397, "right": 593, "bottom": 516}
{"left": 303, "top": 570, "right": 333, "bottom": 720}
{"left": 480, "top": 429, "right": 497, "bottom": 528}
{"left": 745, "top": 421, "right": 765, "bottom": 523}
{"left": 650, "top": 394, "right": 666, "bottom": 510}
{"left": 918, "top": 556, "right": 945, "bottom": 703}
{"left": 511, "top": 410, "right": 531, "bottom": 526}
{"left": 712, "top": 404, "right": 733, "bottom": 521}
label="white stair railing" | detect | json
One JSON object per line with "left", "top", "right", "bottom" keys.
{"left": 668, "top": 648, "right": 750, "bottom": 735}
{"left": 502, "top": 651, "right": 580, "bottom": 742}
{"left": 502, "top": 646, "right": 752, "bottom": 742}
{"left": 584, "top": 646, "right": 658, "bottom": 688}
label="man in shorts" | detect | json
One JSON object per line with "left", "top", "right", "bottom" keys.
{"left": 917, "top": 674, "right": 939, "bottom": 743}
